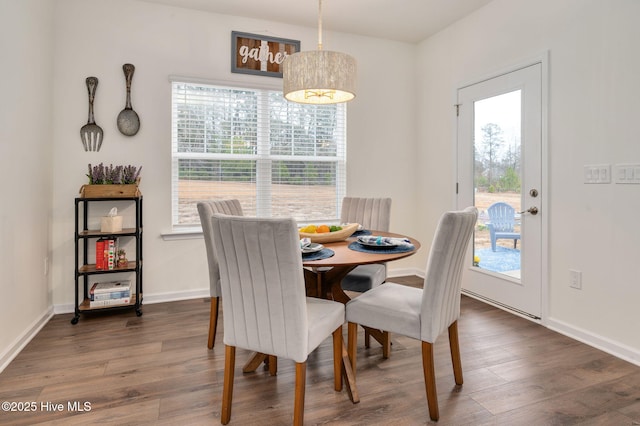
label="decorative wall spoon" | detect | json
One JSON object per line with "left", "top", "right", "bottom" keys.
{"left": 117, "top": 63, "right": 140, "bottom": 136}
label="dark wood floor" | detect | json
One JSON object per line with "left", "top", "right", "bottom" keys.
{"left": 1, "top": 276, "right": 639, "bottom": 425}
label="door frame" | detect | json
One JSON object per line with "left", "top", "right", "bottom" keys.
{"left": 454, "top": 52, "right": 549, "bottom": 323}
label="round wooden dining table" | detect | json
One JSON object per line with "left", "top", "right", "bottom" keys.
{"left": 302, "top": 230, "right": 421, "bottom": 304}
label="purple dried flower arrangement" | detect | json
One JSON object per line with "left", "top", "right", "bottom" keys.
{"left": 87, "top": 163, "right": 142, "bottom": 185}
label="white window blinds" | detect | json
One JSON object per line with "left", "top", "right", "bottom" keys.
{"left": 171, "top": 80, "right": 347, "bottom": 228}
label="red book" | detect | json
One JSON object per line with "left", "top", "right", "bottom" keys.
{"left": 96, "top": 239, "right": 105, "bottom": 270}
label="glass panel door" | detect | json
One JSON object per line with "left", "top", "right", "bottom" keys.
{"left": 474, "top": 90, "right": 522, "bottom": 279}
{"left": 457, "top": 62, "right": 543, "bottom": 319}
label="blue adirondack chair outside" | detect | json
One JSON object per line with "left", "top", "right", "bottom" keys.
{"left": 487, "top": 202, "right": 520, "bottom": 252}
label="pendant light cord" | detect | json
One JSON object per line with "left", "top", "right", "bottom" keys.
{"left": 317, "top": 0, "right": 323, "bottom": 50}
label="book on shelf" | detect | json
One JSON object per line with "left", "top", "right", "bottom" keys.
{"left": 90, "top": 280, "right": 131, "bottom": 296}
{"left": 95, "top": 238, "right": 118, "bottom": 270}
{"left": 90, "top": 290, "right": 131, "bottom": 301}
{"left": 89, "top": 297, "right": 131, "bottom": 308}
{"left": 96, "top": 238, "right": 105, "bottom": 270}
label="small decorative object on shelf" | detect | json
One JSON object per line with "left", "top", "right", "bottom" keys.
{"left": 80, "top": 163, "right": 142, "bottom": 198}
{"left": 117, "top": 249, "right": 128, "bottom": 268}
{"left": 101, "top": 207, "right": 123, "bottom": 233}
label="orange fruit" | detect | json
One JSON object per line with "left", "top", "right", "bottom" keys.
{"left": 316, "top": 224, "right": 330, "bottom": 233}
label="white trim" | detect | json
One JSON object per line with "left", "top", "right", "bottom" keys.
{"left": 547, "top": 317, "right": 640, "bottom": 367}
{"left": 0, "top": 307, "right": 54, "bottom": 374}
{"left": 140, "top": 289, "right": 210, "bottom": 304}
{"left": 387, "top": 267, "right": 424, "bottom": 279}
{"left": 538, "top": 50, "right": 550, "bottom": 324}
{"left": 168, "top": 74, "right": 281, "bottom": 92}
{"left": 161, "top": 229, "right": 202, "bottom": 241}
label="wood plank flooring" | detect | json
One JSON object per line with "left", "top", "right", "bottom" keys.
{"left": 1, "top": 276, "right": 639, "bottom": 425}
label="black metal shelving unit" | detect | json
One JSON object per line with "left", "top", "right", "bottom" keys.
{"left": 72, "top": 196, "right": 143, "bottom": 324}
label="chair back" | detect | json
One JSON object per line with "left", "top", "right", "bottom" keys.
{"left": 341, "top": 197, "right": 391, "bottom": 231}
{"left": 197, "top": 200, "right": 244, "bottom": 298}
{"left": 487, "top": 202, "right": 515, "bottom": 232}
{"left": 211, "top": 214, "right": 310, "bottom": 363}
{"left": 420, "top": 207, "right": 478, "bottom": 342}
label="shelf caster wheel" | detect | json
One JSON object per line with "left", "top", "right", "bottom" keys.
{"left": 136, "top": 309, "right": 143, "bottom": 317}
{"left": 71, "top": 316, "right": 79, "bottom": 325}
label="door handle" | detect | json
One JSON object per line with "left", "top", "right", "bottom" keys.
{"left": 519, "top": 206, "right": 538, "bottom": 215}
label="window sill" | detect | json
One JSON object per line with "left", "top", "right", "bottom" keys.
{"left": 161, "top": 228, "right": 202, "bottom": 241}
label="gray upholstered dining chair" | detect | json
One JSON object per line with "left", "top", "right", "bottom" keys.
{"left": 211, "top": 214, "right": 346, "bottom": 425}
{"left": 346, "top": 207, "right": 478, "bottom": 421}
{"left": 340, "top": 197, "right": 392, "bottom": 293}
{"left": 197, "top": 199, "right": 244, "bottom": 349}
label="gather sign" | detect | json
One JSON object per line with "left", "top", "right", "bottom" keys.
{"left": 231, "top": 31, "right": 300, "bottom": 78}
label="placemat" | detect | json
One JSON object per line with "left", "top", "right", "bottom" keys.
{"left": 348, "top": 241, "right": 415, "bottom": 254}
{"left": 350, "top": 229, "right": 372, "bottom": 237}
{"left": 302, "top": 248, "right": 335, "bottom": 261}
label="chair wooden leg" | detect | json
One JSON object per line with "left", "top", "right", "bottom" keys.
{"left": 347, "top": 322, "right": 358, "bottom": 377}
{"left": 448, "top": 321, "right": 463, "bottom": 385}
{"left": 242, "top": 352, "right": 266, "bottom": 373}
{"left": 293, "top": 362, "right": 307, "bottom": 426}
{"left": 381, "top": 331, "right": 391, "bottom": 359}
{"left": 208, "top": 297, "right": 219, "bottom": 349}
{"left": 333, "top": 327, "right": 343, "bottom": 391}
{"left": 364, "top": 328, "right": 370, "bottom": 348}
{"left": 421, "top": 341, "right": 439, "bottom": 421}
{"left": 221, "top": 345, "right": 235, "bottom": 425}
{"left": 268, "top": 355, "right": 278, "bottom": 376}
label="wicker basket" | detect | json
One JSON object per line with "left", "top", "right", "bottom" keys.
{"left": 299, "top": 223, "right": 359, "bottom": 244}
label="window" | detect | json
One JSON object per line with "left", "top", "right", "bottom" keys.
{"left": 171, "top": 80, "right": 347, "bottom": 229}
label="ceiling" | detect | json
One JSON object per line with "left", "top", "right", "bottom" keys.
{"left": 136, "top": 0, "right": 493, "bottom": 44}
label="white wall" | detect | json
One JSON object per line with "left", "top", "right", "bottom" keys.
{"left": 417, "top": 0, "right": 640, "bottom": 362}
{"left": 49, "top": 0, "right": 419, "bottom": 311}
{"left": 0, "top": 0, "right": 55, "bottom": 370}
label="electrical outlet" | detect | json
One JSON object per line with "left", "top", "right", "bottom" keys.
{"left": 569, "top": 269, "right": 582, "bottom": 289}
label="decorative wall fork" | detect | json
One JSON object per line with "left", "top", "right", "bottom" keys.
{"left": 80, "top": 76, "right": 104, "bottom": 151}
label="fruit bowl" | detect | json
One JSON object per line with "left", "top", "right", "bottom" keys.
{"left": 299, "top": 223, "right": 360, "bottom": 244}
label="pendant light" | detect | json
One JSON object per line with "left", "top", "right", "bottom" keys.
{"left": 283, "top": 0, "right": 356, "bottom": 104}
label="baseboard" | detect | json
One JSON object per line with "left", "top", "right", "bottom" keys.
{"left": 0, "top": 307, "right": 54, "bottom": 374}
{"left": 546, "top": 317, "right": 640, "bottom": 367}
{"left": 54, "top": 288, "right": 211, "bottom": 315}
{"left": 388, "top": 267, "right": 424, "bottom": 279}
{"left": 141, "top": 289, "right": 210, "bottom": 304}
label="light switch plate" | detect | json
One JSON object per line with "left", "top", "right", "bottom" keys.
{"left": 584, "top": 164, "right": 611, "bottom": 184}
{"left": 614, "top": 164, "right": 640, "bottom": 184}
